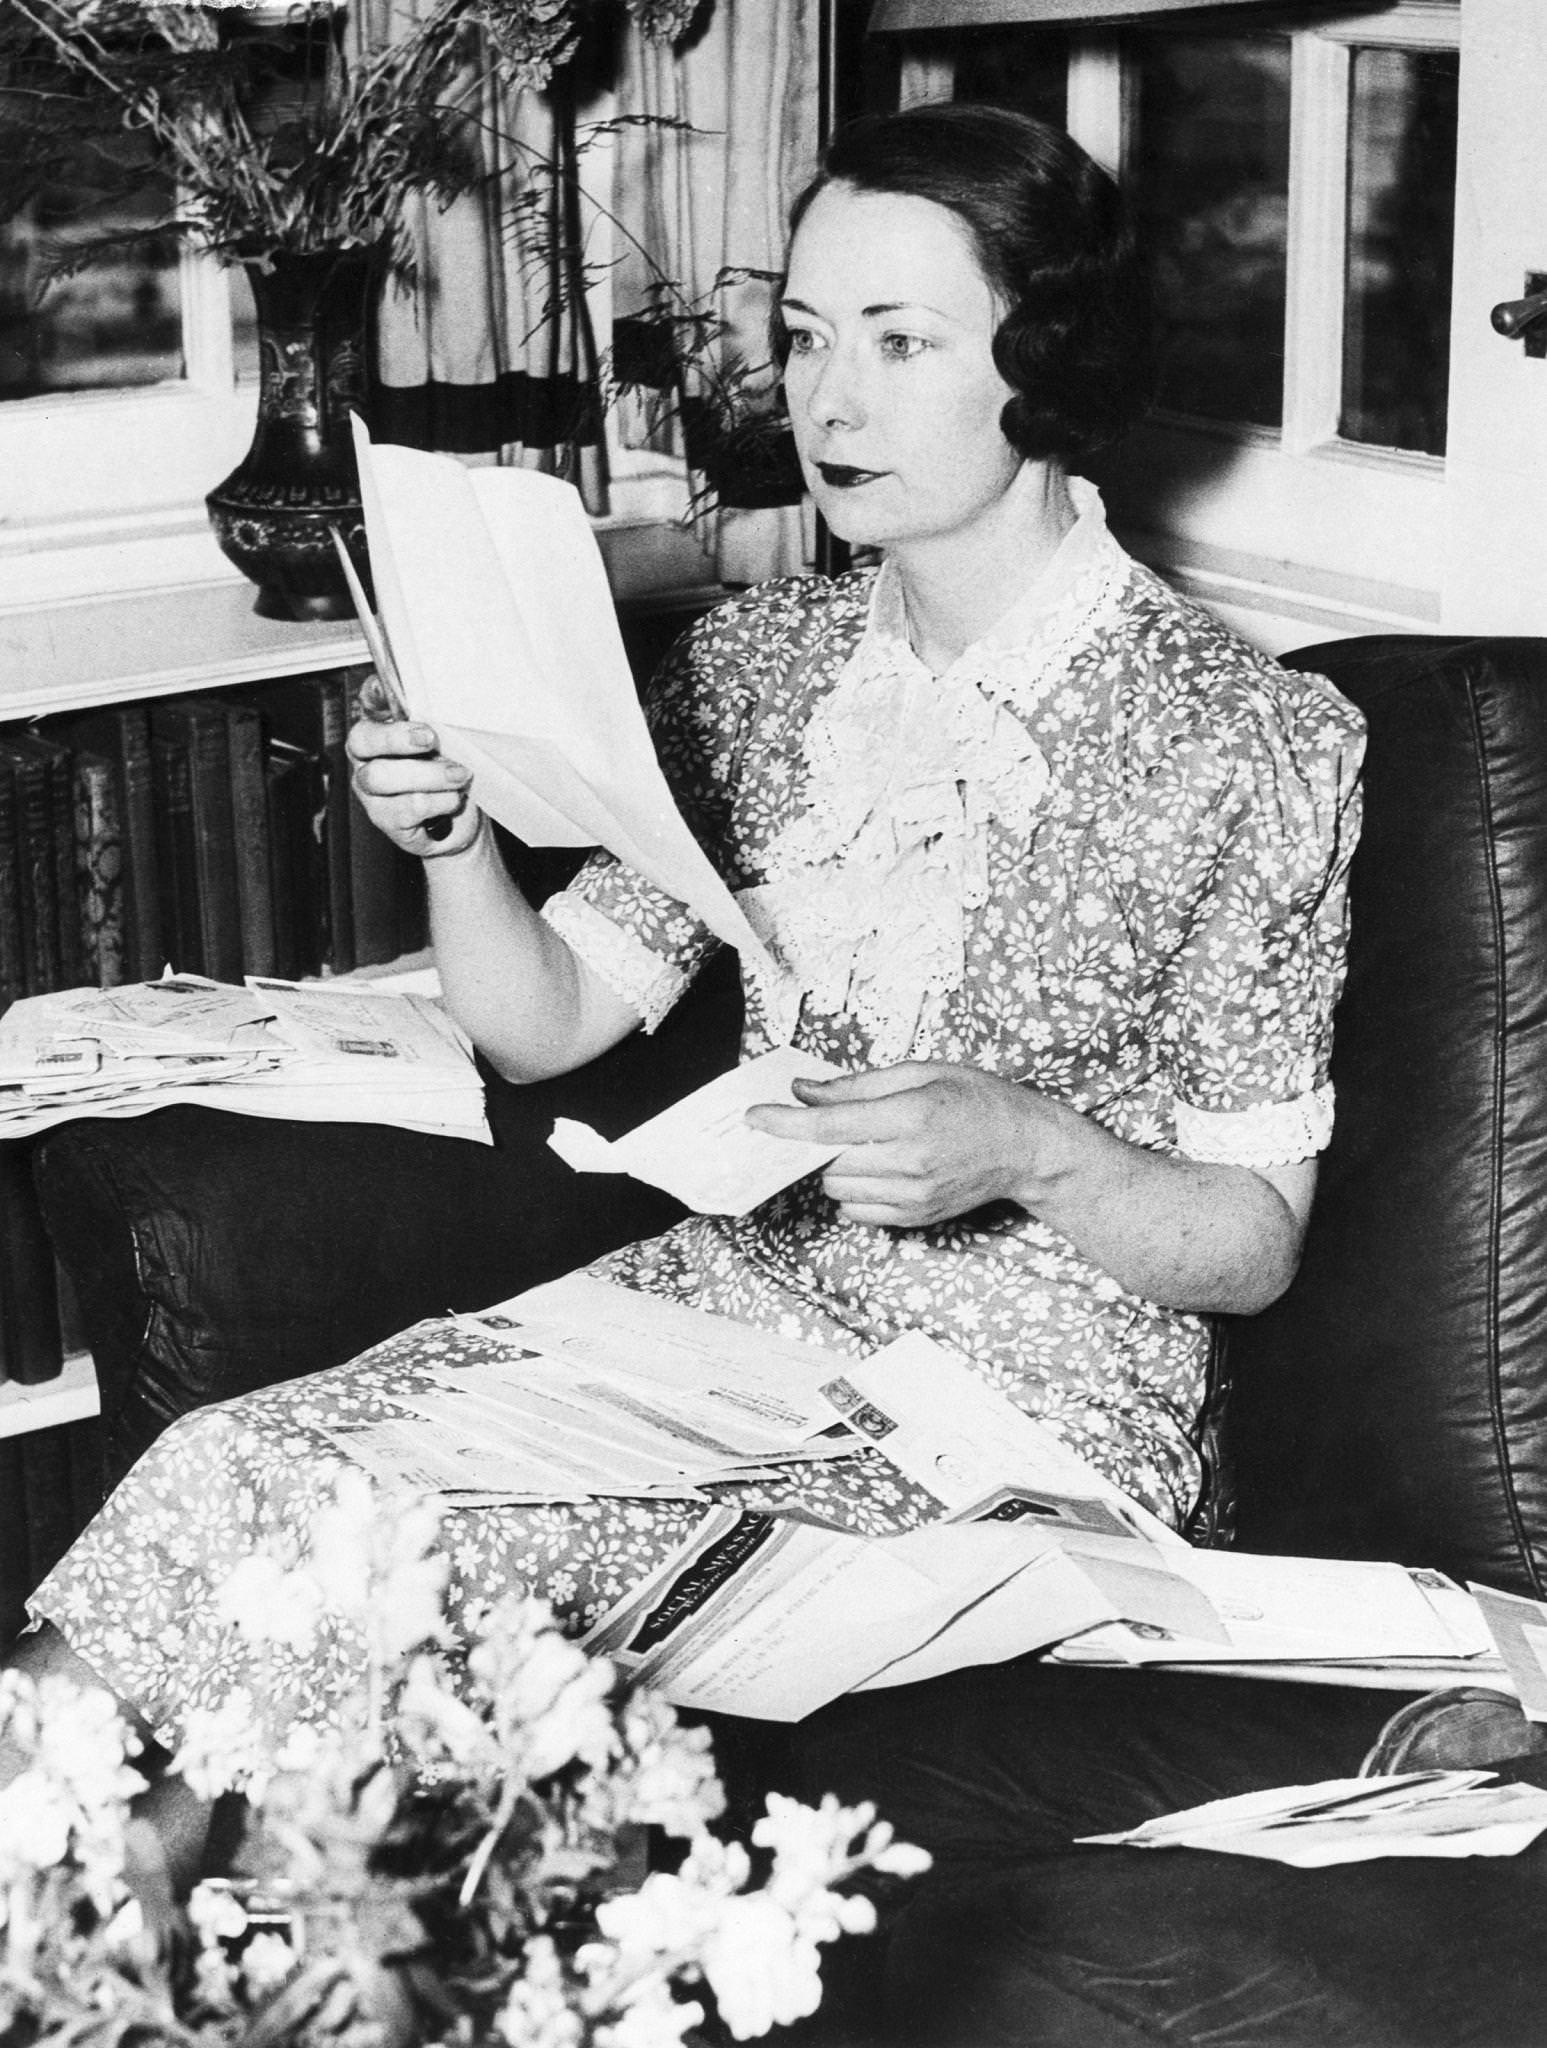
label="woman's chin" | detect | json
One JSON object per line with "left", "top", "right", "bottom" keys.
{"left": 811, "top": 496, "right": 890, "bottom": 550}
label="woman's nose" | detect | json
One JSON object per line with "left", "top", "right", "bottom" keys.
{"left": 802, "top": 348, "right": 864, "bottom": 431}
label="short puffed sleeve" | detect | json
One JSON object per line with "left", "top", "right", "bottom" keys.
{"left": 539, "top": 577, "right": 837, "bottom": 1030}
{"left": 1122, "top": 658, "right": 1365, "bottom": 1169}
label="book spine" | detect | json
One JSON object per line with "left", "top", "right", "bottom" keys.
{"left": 315, "top": 672, "right": 355, "bottom": 974}
{"left": 226, "top": 701, "right": 276, "bottom": 978}
{"left": 250, "top": 673, "right": 355, "bottom": 975}
{"left": 41, "top": 742, "right": 83, "bottom": 989}
{"left": 151, "top": 730, "right": 200, "bottom": 976}
{"left": 183, "top": 704, "right": 243, "bottom": 983}
{"left": 2, "top": 745, "right": 59, "bottom": 994}
{"left": 0, "top": 756, "right": 24, "bottom": 1017}
{"left": 117, "top": 707, "right": 164, "bottom": 980}
{"left": 71, "top": 751, "right": 126, "bottom": 989}
{"left": 264, "top": 739, "right": 326, "bottom": 980}
{"left": 0, "top": 1142, "right": 62, "bottom": 1386}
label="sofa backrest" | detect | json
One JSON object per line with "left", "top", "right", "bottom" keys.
{"left": 1209, "top": 636, "right": 1547, "bottom": 1597}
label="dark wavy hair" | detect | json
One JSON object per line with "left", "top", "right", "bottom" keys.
{"left": 778, "top": 102, "right": 1155, "bottom": 466}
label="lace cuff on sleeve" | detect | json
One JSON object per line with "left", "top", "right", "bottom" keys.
{"left": 1173, "top": 1084, "right": 1335, "bottom": 1168}
{"left": 539, "top": 892, "right": 688, "bottom": 1034}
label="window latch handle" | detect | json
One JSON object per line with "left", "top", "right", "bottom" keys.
{"left": 1491, "top": 287, "right": 1547, "bottom": 340}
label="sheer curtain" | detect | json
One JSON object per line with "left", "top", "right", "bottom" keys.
{"left": 356, "top": 0, "right": 608, "bottom": 505}
{"left": 612, "top": 2, "right": 820, "bottom": 583}
{"left": 351, "top": 0, "right": 819, "bottom": 571}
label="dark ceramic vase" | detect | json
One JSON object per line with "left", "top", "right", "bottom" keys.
{"left": 206, "top": 247, "right": 383, "bottom": 621}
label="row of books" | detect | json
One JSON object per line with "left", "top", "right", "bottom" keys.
{"left": 0, "top": 1141, "right": 81, "bottom": 1387}
{"left": 0, "top": 666, "right": 430, "bottom": 1390}
{"left": 0, "top": 667, "right": 429, "bottom": 1011}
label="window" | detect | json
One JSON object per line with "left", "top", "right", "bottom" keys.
{"left": 869, "top": 0, "right": 1497, "bottom": 648}
{"left": 1099, "top": 4, "right": 1464, "bottom": 644}
{"left": 1340, "top": 41, "right": 1457, "bottom": 456}
{"left": 0, "top": 144, "right": 184, "bottom": 400}
{"left": 1130, "top": 34, "right": 1293, "bottom": 434}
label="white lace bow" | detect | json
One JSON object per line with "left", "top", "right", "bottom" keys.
{"left": 746, "top": 483, "right": 1128, "bottom": 1061}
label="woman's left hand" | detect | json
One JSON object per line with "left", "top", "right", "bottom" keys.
{"left": 746, "top": 1063, "right": 1059, "bottom": 1228}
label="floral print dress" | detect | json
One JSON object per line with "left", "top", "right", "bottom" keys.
{"left": 30, "top": 485, "right": 1365, "bottom": 1751}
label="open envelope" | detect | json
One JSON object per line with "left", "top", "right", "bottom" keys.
{"left": 584, "top": 1511, "right": 1071, "bottom": 1721}
{"left": 547, "top": 1046, "right": 845, "bottom": 1214}
{"left": 352, "top": 418, "right": 777, "bottom": 978}
{"left": 1078, "top": 1771, "right": 1547, "bottom": 1866}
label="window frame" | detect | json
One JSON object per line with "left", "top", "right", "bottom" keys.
{"left": 0, "top": 245, "right": 259, "bottom": 605}
{"left": 1071, "top": 0, "right": 1462, "bottom": 646}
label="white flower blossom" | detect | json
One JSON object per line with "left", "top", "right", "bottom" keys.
{"left": 0, "top": 1672, "right": 143, "bottom": 1911}
{"left": 701, "top": 1892, "right": 824, "bottom": 2038}
{"left": 496, "top": 1935, "right": 585, "bottom": 2048}
{"left": 214, "top": 1553, "right": 324, "bottom": 1654}
{"left": 188, "top": 1879, "right": 250, "bottom": 1945}
{"left": 604, "top": 1693, "right": 724, "bottom": 1839}
{"left": 0, "top": 1772, "right": 73, "bottom": 1879}
{"left": 469, "top": 1596, "right": 617, "bottom": 1782}
{"left": 396, "top": 1653, "right": 496, "bottom": 1772}
{"left": 308, "top": 1468, "right": 448, "bottom": 1662}
{"left": 174, "top": 1686, "right": 272, "bottom": 1800}
{"left": 597, "top": 1972, "right": 704, "bottom": 2048}
{"left": 240, "top": 1930, "right": 300, "bottom": 1998}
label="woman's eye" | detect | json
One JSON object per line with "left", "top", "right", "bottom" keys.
{"left": 785, "top": 328, "right": 823, "bottom": 356}
{"left": 880, "top": 332, "right": 928, "bottom": 360}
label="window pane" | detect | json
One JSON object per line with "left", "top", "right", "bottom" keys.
{"left": 1341, "top": 45, "right": 1457, "bottom": 457}
{"left": 1131, "top": 34, "right": 1292, "bottom": 431}
{"left": 0, "top": 140, "right": 183, "bottom": 401}
{"left": 951, "top": 28, "right": 1068, "bottom": 127}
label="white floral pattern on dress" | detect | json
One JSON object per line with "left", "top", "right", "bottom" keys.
{"left": 29, "top": 492, "right": 1364, "bottom": 1752}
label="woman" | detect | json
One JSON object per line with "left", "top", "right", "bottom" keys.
{"left": 9, "top": 104, "right": 1361, "bottom": 1852}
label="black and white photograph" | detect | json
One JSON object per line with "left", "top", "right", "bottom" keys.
{"left": 1, "top": 2, "right": 1544, "bottom": 2042}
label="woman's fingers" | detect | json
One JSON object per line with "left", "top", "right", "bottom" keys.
{"left": 790, "top": 1065, "right": 936, "bottom": 1104}
{"left": 354, "top": 667, "right": 398, "bottom": 722}
{"left": 352, "top": 752, "right": 471, "bottom": 801}
{"left": 343, "top": 712, "right": 483, "bottom": 855}
{"left": 749, "top": 1062, "right": 1042, "bottom": 1224}
{"left": 345, "top": 715, "right": 441, "bottom": 764}
{"left": 823, "top": 1174, "right": 951, "bottom": 1227}
{"left": 745, "top": 1073, "right": 938, "bottom": 1155}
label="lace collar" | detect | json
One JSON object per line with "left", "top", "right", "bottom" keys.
{"left": 863, "top": 474, "right": 1130, "bottom": 707}
{"left": 744, "top": 481, "right": 1132, "bottom": 1061}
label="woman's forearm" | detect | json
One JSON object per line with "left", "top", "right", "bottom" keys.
{"left": 1009, "top": 1093, "right": 1313, "bottom": 1315}
{"left": 424, "top": 821, "right": 641, "bottom": 1082}
{"left": 763, "top": 1065, "right": 1315, "bottom": 1315}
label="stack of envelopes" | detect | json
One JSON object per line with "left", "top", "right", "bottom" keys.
{"left": 0, "top": 975, "right": 488, "bottom": 1142}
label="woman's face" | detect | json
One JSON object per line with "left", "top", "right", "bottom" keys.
{"left": 780, "top": 181, "right": 1024, "bottom": 555}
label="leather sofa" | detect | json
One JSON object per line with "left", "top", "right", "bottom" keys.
{"left": 787, "top": 631, "right": 1547, "bottom": 2047}
{"left": 29, "top": 631, "right": 1547, "bottom": 2044}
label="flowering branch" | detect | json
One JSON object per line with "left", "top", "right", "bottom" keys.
{"left": 3, "top": 1475, "right": 930, "bottom": 2048}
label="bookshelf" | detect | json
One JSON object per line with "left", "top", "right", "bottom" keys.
{"left": 1, "top": 521, "right": 724, "bottom": 1445}
{"left": 0, "top": 582, "right": 377, "bottom": 1443}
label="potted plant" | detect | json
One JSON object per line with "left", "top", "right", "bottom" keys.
{"left": 611, "top": 270, "right": 806, "bottom": 515}
{"left": 0, "top": 0, "right": 703, "bottom": 619}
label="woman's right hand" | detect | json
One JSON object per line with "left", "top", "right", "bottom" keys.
{"left": 345, "top": 687, "right": 482, "bottom": 859}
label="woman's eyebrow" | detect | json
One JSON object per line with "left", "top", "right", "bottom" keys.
{"left": 780, "top": 295, "right": 947, "bottom": 321}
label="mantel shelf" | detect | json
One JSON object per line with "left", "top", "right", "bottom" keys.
{"left": 2, "top": 578, "right": 370, "bottom": 719}
{"left": 0, "top": 1353, "right": 100, "bottom": 1442}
